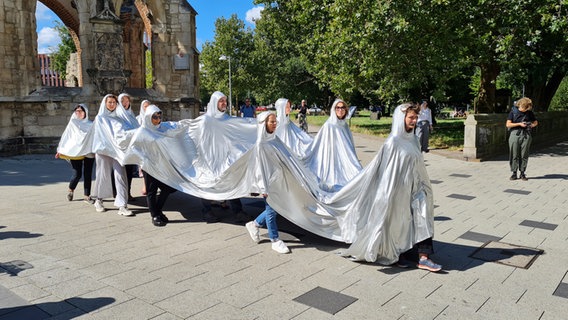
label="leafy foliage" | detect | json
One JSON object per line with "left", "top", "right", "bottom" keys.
{"left": 199, "top": 0, "right": 568, "bottom": 112}
{"left": 50, "top": 21, "right": 76, "bottom": 80}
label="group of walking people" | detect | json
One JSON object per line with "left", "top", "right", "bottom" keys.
{"left": 57, "top": 91, "right": 443, "bottom": 271}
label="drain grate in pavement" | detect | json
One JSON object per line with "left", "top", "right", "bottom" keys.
{"left": 504, "top": 189, "right": 532, "bottom": 195}
{"left": 519, "top": 220, "right": 558, "bottom": 231}
{"left": 447, "top": 193, "right": 476, "bottom": 200}
{"left": 459, "top": 231, "right": 502, "bottom": 243}
{"left": 293, "top": 286, "right": 357, "bottom": 315}
{"left": 449, "top": 173, "right": 472, "bottom": 178}
{"left": 470, "top": 241, "right": 543, "bottom": 269}
{"left": 553, "top": 282, "right": 568, "bottom": 299}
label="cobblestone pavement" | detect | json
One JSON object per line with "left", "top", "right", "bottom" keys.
{"left": 0, "top": 131, "right": 567, "bottom": 319}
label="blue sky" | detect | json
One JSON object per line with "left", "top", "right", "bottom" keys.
{"left": 36, "top": 1, "right": 263, "bottom": 54}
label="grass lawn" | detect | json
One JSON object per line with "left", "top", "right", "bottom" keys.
{"left": 292, "top": 110, "right": 465, "bottom": 151}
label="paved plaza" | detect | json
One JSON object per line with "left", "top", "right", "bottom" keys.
{"left": 0, "top": 128, "right": 567, "bottom": 319}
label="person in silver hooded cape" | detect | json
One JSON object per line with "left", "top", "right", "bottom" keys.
{"left": 334, "top": 103, "right": 435, "bottom": 265}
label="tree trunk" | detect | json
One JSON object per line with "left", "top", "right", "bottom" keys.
{"left": 476, "top": 62, "right": 500, "bottom": 113}
{"left": 525, "top": 68, "right": 566, "bottom": 112}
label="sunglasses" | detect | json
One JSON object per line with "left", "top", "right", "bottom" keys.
{"left": 152, "top": 113, "right": 162, "bottom": 120}
{"left": 336, "top": 106, "right": 347, "bottom": 110}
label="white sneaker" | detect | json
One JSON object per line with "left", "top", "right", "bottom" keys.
{"left": 117, "top": 206, "right": 134, "bottom": 216}
{"left": 245, "top": 221, "right": 260, "bottom": 243}
{"left": 94, "top": 199, "right": 106, "bottom": 212}
{"left": 271, "top": 240, "right": 290, "bottom": 254}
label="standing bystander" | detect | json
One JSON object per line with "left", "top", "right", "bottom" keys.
{"left": 506, "top": 97, "right": 538, "bottom": 181}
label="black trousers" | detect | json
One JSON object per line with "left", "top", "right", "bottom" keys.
{"left": 69, "top": 157, "right": 94, "bottom": 196}
{"left": 401, "top": 237, "right": 434, "bottom": 261}
{"left": 142, "top": 171, "right": 176, "bottom": 218}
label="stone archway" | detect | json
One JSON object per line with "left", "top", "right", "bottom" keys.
{"left": 0, "top": 0, "right": 199, "bottom": 98}
{"left": 0, "top": 0, "right": 201, "bottom": 156}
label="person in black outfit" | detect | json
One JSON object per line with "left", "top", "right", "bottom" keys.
{"left": 140, "top": 107, "right": 177, "bottom": 226}
{"left": 143, "top": 170, "right": 176, "bottom": 227}
{"left": 506, "top": 97, "right": 538, "bottom": 181}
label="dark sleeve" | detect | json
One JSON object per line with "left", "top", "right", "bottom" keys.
{"left": 507, "top": 111, "right": 514, "bottom": 121}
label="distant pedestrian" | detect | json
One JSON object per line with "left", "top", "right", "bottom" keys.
{"left": 415, "top": 100, "right": 433, "bottom": 152}
{"left": 240, "top": 98, "right": 256, "bottom": 118}
{"left": 506, "top": 97, "right": 538, "bottom": 181}
{"left": 298, "top": 99, "right": 308, "bottom": 132}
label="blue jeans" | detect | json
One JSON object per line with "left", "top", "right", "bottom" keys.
{"left": 255, "top": 201, "right": 279, "bottom": 240}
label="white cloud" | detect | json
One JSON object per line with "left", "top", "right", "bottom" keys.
{"left": 36, "top": 2, "right": 55, "bottom": 22}
{"left": 37, "top": 27, "right": 61, "bottom": 54}
{"left": 245, "top": 6, "right": 264, "bottom": 25}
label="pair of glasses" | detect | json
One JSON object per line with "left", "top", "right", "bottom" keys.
{"left": 336, "top": 106, "right": 347, "bottom": 110}
{"left": 152, "top": 114, "right": 162, "bottom": 120}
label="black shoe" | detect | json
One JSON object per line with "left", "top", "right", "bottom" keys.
{"left": 159, "top": 213, "right": 169, "bottom": 223}
{"left": 203, "top": 212, "right": 220, "bottom": 223}
{"left": 520, "top": 172, "right": 528, "bottom": 181}
{"left": 152, "top": 216, "right": 167, "bottom": 227}
{"left": 509, "top": 172, "right": 518, "bottom": 180}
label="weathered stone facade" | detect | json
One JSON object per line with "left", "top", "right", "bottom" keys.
{"left": 0, "top": 0, "right": 201, "bottom": 155}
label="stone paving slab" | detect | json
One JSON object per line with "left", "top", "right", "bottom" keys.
{"left": 1, "top": 137, "right": 567, "bottom": 319}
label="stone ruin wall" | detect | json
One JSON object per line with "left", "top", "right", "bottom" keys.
{"left": 0, "top": 96, "right": 200, "bottom": 156}
{"left": 0, "top": 1, "right": 201, "bottom": 156}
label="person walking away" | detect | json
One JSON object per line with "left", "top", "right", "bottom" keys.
{"left": 298, "top": 99, "right": 308, "bottom": 133}
{"left": 415, "top": 100, "right": 433, "bottom": 153}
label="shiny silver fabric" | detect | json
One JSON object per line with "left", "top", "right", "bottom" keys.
{"left": 302, "top": 99, "right": 362, "bottom": 192}
{"left": 136, "top": 99, "right": 151, "bottom": 125}
{"left": 274, "top": 98, "right": 313, "bottom": 157}
{"left": 335, "top": 104, "right": 435, "bottom": 264}
{"left": 58, "top": 95, "right": 434, "bottom": 261}
{"left": 56, "top": 104, "right": 93, "bottom": 157}
{"left": 118, "top": 93, "right": 138, "bottom": 125}
{"left": 91, "top": 94, "right": 140, "bottom": 163}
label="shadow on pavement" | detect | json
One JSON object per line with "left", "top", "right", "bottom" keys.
{"left": 0, "top": 296, "right": 115, "bottom": 319}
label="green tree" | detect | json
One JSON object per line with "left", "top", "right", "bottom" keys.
{"left": 455, "top": 0, "right": 568, "bottom": 112}
{"left": 200, "top": 15, "right": 255, "bottom": 112}
{"left": 251, "top": 3, "right": 329, "bottom": 107}
{"left": 145, "top": 49, "right": 152, "bottom": 88}
{"left": 50, "top": 21, "right": 76, "bottom": 80}
{"left": 550, "top": 77, "right": 568, "bottom": 111}
{"left": 255, "top": 0, "right": 568, "bottom": 112}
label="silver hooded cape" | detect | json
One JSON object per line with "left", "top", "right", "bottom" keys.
{"left": 302, "top": 99, "right": 362, "bottom": 192}
{"left": 136, "top": 99, "right": 151, "bottom": 125}
{"left": 91, "top": 94, "right": 140, "bottom": 162}
{"left": 120, "top": 99, "right": 435, "bottom": 260}
{"left": 274, "top": 98, "right": 313, "bottom": 157}
{"left": 184, "top": 91, "right": 257, "bottom": 179}
{"left": 56, "top": 104, "right": 94, "bottom": 157}
{"left": 118, "top": 93, "right": 138, "bottom": 125}
{"left": 333, "top": 104, "right": 435, "bottom": 264}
